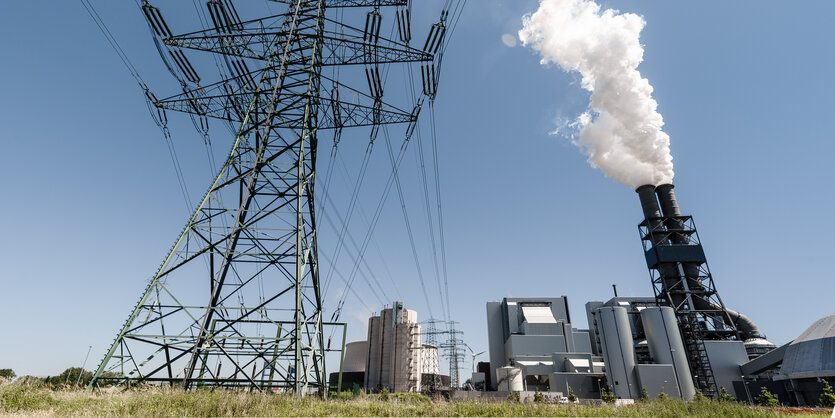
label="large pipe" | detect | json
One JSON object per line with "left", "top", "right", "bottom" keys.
{"left": 652, "top": 183, "right": 761, "bottom": 340}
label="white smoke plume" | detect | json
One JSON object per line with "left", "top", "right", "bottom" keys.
{"left": 519, "top": 0, "right": 674, "bottom": 189}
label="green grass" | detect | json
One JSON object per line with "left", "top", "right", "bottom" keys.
{"left": 0, "top": 383, "right": 825, "bottom": 417}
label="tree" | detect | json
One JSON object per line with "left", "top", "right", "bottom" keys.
{"left": 818, "top": 380, "right": 835, "bottom": 408}
{"left": 0, "top": 369, "right": 15, "bottom": 379}
{"left": 567, "top": 386, "right": 578, "bottom": 403}
{"left": 54, "top": 367, "right": 93, "bottom": 388}
{"left": 756, "top": 387, "right": 779, "bottom": 408}
{"left": 600, "top": 386, "right": 615, "bottom": 404}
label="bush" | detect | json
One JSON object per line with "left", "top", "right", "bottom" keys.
{"left": 718, "top": 386, "right": 735, "bottom": 403}
{"left": 379, "top": 387, "right": 390, "bottom": 401}
{"left": 755, "top": 387, "right": 779, "bottom": 407}
{"left": 567, "top": 386, "right": 577, "bottom": 402}
{"left": 638, "top": 387, "right": 650, "bottom": 403}
{"left": 0, "top": 370, "right": 15, "bottom": 379}
{"left": 600, "top": 386, "right": 615, "bottom": 404}
{"left": 533, "top": 390, "right": 544, "bottom": 403}
{"left": 656, "top": 389, "right": 667, "bottom": 401}
{"left": 329, "top": 391, "right": 354, "bottom": 401}
{"left": 391, "top": 393, "right": 431, "bottom": 404}
{"left": 506, "top": 391, "right": 520, "bottom": 403}
{"left": 818, "top": 380, "right": 835, "bottom": 408}
{"left": 692, "top": 390, "right": 706, "bottom": 402}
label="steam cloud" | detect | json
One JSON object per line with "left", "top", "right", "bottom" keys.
{"left": 519, "top": 0, "right": 674, "bottom": 189}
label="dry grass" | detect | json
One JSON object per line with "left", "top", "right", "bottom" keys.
{"left": 0, "top": 383, "right": 827, "bottom": 417}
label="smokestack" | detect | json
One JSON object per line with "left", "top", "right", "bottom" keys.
{"left": 636, "top": 185, "right": 661, "bottom": 220}
{"left": 649, "top": 183, "right": 762, "bottom": 340}
{"left": 655, "top": 183, "right": 681, "bottom": 217}
{"left": 636, "top": 185, "right": 668, "bottom": 247}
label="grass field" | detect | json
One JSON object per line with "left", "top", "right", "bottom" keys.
{"left": 0, "top": 383, "right": 829, "bottom": 417}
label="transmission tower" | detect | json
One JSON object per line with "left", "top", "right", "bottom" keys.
{"left": 89, "top": 0, "right": 443, "bottom": 393}
{"left": 439, "top": 321, "right": 464, "bottom": 389}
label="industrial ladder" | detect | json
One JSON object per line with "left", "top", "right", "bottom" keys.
{"left": 681, "top": 314, "right": 718, "bottom": 398}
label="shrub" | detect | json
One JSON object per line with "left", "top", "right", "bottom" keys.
{"left": 818, "top": 380, "right": 835, "bottom": 408}
{"left": 507, "top": 391, "right": 520, "bottom": 403}
{"left": 692, "top": 390, "right": 706, "bottom": 402}
{"left": 718, "top": 386, "right": 735, "bottom": 403}
{"left": 533, "top": 390, "right": 544, "bottom": 403}
{"left": 638, "top": 387, "right": 650, "bottom": 403}
{"left": 379, "top": 387, "right": 390, "bottom": 401}
{"left": 329, "top": 391, "right": 353, "bottom": 401}
{"left": 600, "top": 386, "right": 615, "bottom": 404}
{"left": 755, "top": 387, "right": 779, "bottom": 407}
{"left": 391, "top": 393, "right": 431, "bottom": 404}
{"left": 0, "top": 370, "right": 15, "bottom": 379}
{"left": 567, "top": 386, "right": 577, "bottom": 403}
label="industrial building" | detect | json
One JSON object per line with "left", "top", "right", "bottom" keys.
{"left": 735, "top": 312, "right": 835, "bottom": 406}
{"left": 486, "top": 297, "right": 605, "bottom": 398}
{"left": 328, "top": 302, "right": 448, "bottom": 393}
{"left": 478, "top": 184, "right": 835, "bottom": 404}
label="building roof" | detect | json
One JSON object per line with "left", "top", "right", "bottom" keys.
{"left": 778, "top": 313, "right": 835, "bottom": 380}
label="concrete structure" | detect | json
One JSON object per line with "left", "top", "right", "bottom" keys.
{"left": 486, "top": 297, "right": 603, "bottom": 398}
{"left": 365, "top": 302, "right": 422, "bottom": 392}
{"left": 342, "top": 341, "right": 368, "bottom": 373}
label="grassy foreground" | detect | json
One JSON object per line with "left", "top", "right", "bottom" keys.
{"left": 0, "top": 385, "right": 824, "bottom": 417}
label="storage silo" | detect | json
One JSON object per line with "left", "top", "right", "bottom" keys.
{"left": 640, "top": 306, "right": 696, "bottom": 399}
{"left": 595, "top": 306, "right": 638, "bottom": 399}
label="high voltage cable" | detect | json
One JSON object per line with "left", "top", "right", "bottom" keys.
{"left": 80, "top": 0, "right": 196, "bottom": 212}
{"left": 79, "top": 0, "right": 146, "bottom": 88}
{"left": 332, "top": 117, "right": 427, "bottom": 321}
{"left": 429, "top": 99, "right": 452, "bottom": 326}
{"left": 381, "top": 125, "right": 436, "bottom": 320}
{"left": 322, "top": 196, "right": 391, "bottom": 304}
{"left": 333, "top": 155, "right": 403, "bottom": 301}
{"left": 404, "top": 60, "right": 448, "bottom": 323}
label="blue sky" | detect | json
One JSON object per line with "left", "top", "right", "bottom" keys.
{"left": 1, "top": 1, "right": 834, "bottom": 377}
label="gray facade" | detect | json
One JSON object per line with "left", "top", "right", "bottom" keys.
{"left": 486, "top": 297, "right": 602, "bottom": 397}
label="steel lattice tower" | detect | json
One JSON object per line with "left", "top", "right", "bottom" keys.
{"left": 90, "top": 0, "right": 438, "bottom": 393}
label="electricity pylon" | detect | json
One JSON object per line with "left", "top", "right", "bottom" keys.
{"left": 89, "top": 0, "right": 438, "bottom": 393}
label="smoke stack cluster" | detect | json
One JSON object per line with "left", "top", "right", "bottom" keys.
{"left": 636, "top": 184, "right": 761, "bottom": 340}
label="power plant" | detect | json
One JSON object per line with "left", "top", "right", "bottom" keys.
{"left": 71, "top": 0, "right": 834, "bottom": 408}
{"left": 474, "top": 184, "right": 833, "bottom": 406}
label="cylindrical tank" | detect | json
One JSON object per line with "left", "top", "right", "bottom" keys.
{"left": 596, "top": 306, "right": 637, "bottom": 399}
{"left": 744, "top": 337, "right": 777, "bottom": 360}
{"left": 496, "top": 366, "right": 523, "bottom": 392}
{"left": 640, "top": 306, "right": 696, "bottom": 399}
